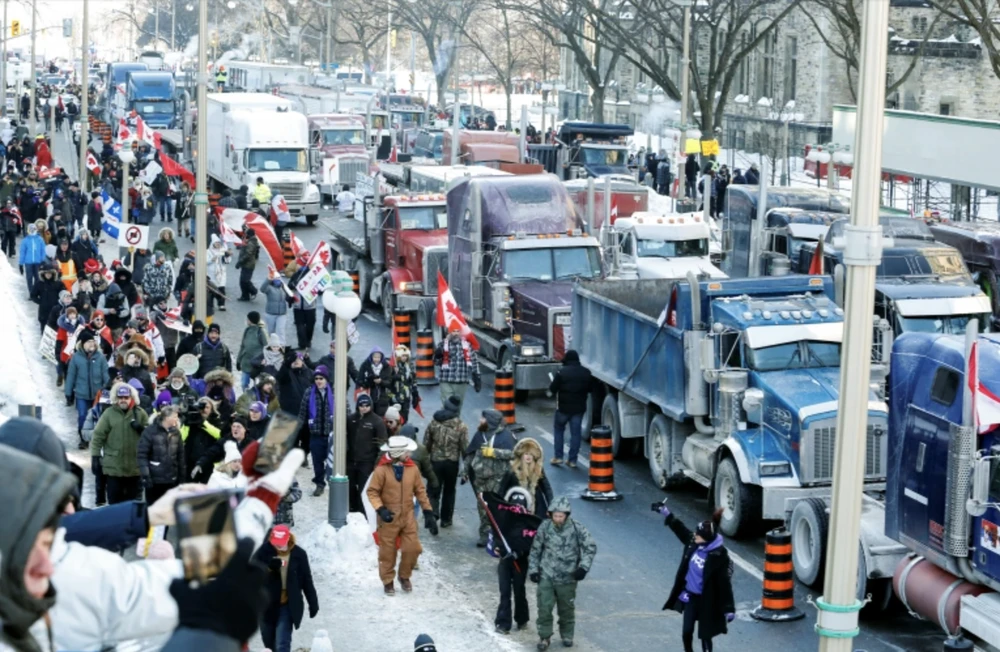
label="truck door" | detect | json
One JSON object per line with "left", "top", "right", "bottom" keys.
{"left": 972, "top": 436, "right": 1000, "bottom": 580}
{"left": 384, "top": 207, "right": 400, "bottom": 266}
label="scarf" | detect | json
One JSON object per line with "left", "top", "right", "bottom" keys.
{"left": 263, "top": 348, "right": 284, "bottom": 370}
{"left": 371, "top": 362, "right": 383, "bottom": 375}
{"left": 307, "top": 385, "right": 335, "bottom": 426}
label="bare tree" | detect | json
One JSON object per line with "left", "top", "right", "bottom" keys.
{"left": 393, "top": 0, "right": 479, "bottom": 106}
{"left": 931, "top": 0, "right": 1000, "bottom": 80}
{"left": 336, "top": 0, "right": 389, "bottom": 81}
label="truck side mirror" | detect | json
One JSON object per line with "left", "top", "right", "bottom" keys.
{"left": 966, "top": 454, "right": 993, "bottom": 517}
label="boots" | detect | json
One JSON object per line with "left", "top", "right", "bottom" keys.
{"left": 399, "top": 578, "right": 412, "bottom": 593}
{"left": 384, "top": 582, "right": 395, "bottom": 596}
{"left": 537, "top": 638, "right": 550, "bottom": 651}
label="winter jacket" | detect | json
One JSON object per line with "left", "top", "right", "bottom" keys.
{"left": 206, "top": 237, "right": 229, "bottom": 287}
{"left": 298, "top": 384, "right": 335, "bottom": 438}
{"left": 124, "top": 250, "right": 152, "bottom": 286}
{"left": 497, "top": 452, "right": 554, "bottom": 517}
{"left": 89, "top": 386, "right": 150, "bottom": 477}
{"left": 97, "top": 283, "right": 130, "bottom": 331}
{"left": 357, "top": 348, "right": 394, "bottom": 415}
{"left": 433, "top": 336, "right": 481, "bottom": 385}
{"left": 195, "top": 433, "right": 252, "bottom": 470}
{"left": 274, "top": 479, "right": 302, "bottom": 527}
{"left": 193, "top": 336, "right": 232, "bottom": 378}
{"left": 18, "top": 232, "right": 46, "bottom": 264}
{"left": 65, "top": 348, "right": 110, "bottom": 401}
{"left": 345, "top": 410, "right": 388, "bottom": 465}
{"left": 260, "top": 279, "right": 290, "bottom": 316}
{"left": 366, "top": 456, "right": 433, "bottom": 526}
{"left": 548, "top": 350, "right": 593, "bottom": 415}
{"left": 31, "top": 275, "right": 63, "bottom": 323}
{"left": 235, "top": 381, "right": 280, "bottom": 420}
{"left": 389, "top": 360, "right": 419, "bottom": 408}
{"left": 399, "top": 424, "right": 438, "bottom": 488}
{"left": 71, "top": 235, "right": 98, "bottom": 272}
{"left": 87, "top": 198, "right": 103, "bottom": 233}
{"left": 141, "top": 261, "right": 173, "bottom": 300}
{"left": 176, "top": 323, "right": 205, "bottom": 360}
{"left": 137, "top": 421, "right": 186, "bottom": 486}
{"left": 744, "top": 167, "right": 760, "bottom": 185}
{"left": 153, "top": 236, "right": 179, "bottom": 262}
{"left": 113, "top": 268, "right": 140, "bottom": 308}
{"left": 255, "top": 537, "right": 318, "bottom": 630}
{"left": 662, "top": 513, "right": 735, "bottom": 639}
{"left": 466, "top": 423, "right": 517, "bottom": 490}
{"left": 423, "top": 410, "right": 469, "bottom": 466}
{"left": 277, "top": 358, "right": 314, "bottom": 414}
{"left": 236, "top": 323, "right": 268, "bottom": 373}
{"left": 181, "top": 417, "right": 222, "bottom": 482}
{"left": 314, "top": 353, "right": 358, "bottom": 388}
{"left": 235, "top": 235, "right": 259, "bottom": 271}
{"left": 528, "top": 502, "right": 597, "bottom": 585}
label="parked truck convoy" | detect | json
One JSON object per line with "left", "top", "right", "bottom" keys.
{"left": 448, "top": 174, "right": 600, "bottom": 398}
{"left": 601, "top": 213, "right": 725, "bottom": 280}
{"left": 305, "top": 113, "right": 369, "bottom": 197}
{"left": 205, "top": 93, "right": 320, "bottom": 223}
{"left": 102, "top": 61, "right": 148, "bottom": 123}
{"left": 113, "top": 71, "right": 178, "bottom": 128}
{"left": 529, "top": 122, "right": 633, "bottom": 180}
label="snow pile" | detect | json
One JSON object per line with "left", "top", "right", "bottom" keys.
{"left": 287, "top": 512, "right": 519, "bottom": 651}
{"left": 0, "top": 255, "right": 46, "bottom": 422}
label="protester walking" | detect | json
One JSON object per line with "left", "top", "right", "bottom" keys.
{"left": 658, "top": 504, "right": 735, "bottom": 652}
{"left": 64, "top": 330, "right": 110, "bottom": 448}
{"left": 433, "top": 325, "right": 482, "bottom": 414}
{"left": 528, "top": 495, "right": 598, "bottom": 650}
{"left": 423, "top": 395, "right": 468, "bottom": 528}
{"left": 299, "top": 365, "right": 335, "bottom": 496}
{"left": 548, "top": 350, "right": 593, "bottom": 468}
{"left": 465, "top": 409, "right": 517, "bottom": 547}
{"left": 137, "top": 405, "right": 186, "bottom": 504}
{"left": 255, "top": 525, "right": 319, "bottom": 652}
{"left": 236, "top": 226, "right": 260, "bottom": 301}
{"left": 89, "top": 382, "right": 149, "bottom": 504}
{"left": 345, "top": 393, "right": 388, "bottom": 512}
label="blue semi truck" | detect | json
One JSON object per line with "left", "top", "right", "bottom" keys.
{"left": 884, "top": 327, "right": 1000, "bottom": 646}
{"left": 572, "top": 274, "right": 889, "bottom": 538}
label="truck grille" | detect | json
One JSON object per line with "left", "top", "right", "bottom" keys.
{"left": 800, "top": 418, "right": 887, "bottom": 484}
{"left": 270, "top": 183, "right": 304, "bottom": 202}
{"left": 339, "top": 158, "right": 369, "bottom": 186}
{"left": 423, "top": 248, "right": 448, "bottom": 296}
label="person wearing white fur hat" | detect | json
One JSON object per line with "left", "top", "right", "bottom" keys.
{"left": 206, "top": 440, "right": 248, "bottom": 490}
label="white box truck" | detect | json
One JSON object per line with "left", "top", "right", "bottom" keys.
{"left": 205, "top": 93, "right": 320, "bottom": 224}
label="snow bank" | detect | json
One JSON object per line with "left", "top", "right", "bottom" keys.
{"left": 276, "top": 511, "right": 519, "bottom": 651}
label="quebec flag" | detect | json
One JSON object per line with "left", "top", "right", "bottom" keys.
{"left": 101, "top": 190, "right": 122, "bottom": 239}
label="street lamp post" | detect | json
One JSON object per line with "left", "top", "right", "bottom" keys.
{"left": 677, "top": 0, "right": 692, "bottom": 204}
{"left": 816, "top": 1, "right": 890, "bottom": 651}
{"left": 195, "top": 0, "right": 209, "bottom": 323}
{"left": 79, "top": 0, "right": 90, "bottom": 189}
{"left": 29, "top": 0, "right": 37, "bottom": 135}
{"left": 1, "top": 0, "right": 7, "bottom": 118}
{"left": 322, "top": 274, "right": 362, "bottom": 528}
{"left": 172, "top": 0, "right": 176, "bottom": 50}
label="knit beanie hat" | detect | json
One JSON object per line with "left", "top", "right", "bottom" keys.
{"left": 247, "top": 311, "right": 261, "bottom": 325}
{"left": 249, "top": 401, "right": 267, "bottom": 418}
{"left": 414, "top": 634, "right": 436, "bottom": 652}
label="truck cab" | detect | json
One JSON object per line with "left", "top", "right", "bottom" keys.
{"left": 307, "top": 113, "right": 369, "bottom": 197}
{"left": 930, "top": 220, "right": 1000, "bottom": 329}
{"left": 124, "top": 71, "right": 177, "bottom": 129}
{"left": 527, "top": 122, "right": 632, "bottom": 180}
{"left": 103, "top": 62, "right": 148, "bottom": 122}
{"left": 448, "top": 174, "right": 601, "bottom": 396}
{"left": 602, "top": 213, "right": 725, "bottom": 279}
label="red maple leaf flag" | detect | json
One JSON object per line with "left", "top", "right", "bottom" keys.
{"left": 288, "top": 230, "right": 309, "bottom": 263}
{"left": 85, "top": 151, "right": 101, "bottom": 177}
{"left": 270, "top": 195, "right": 290, "bottom": 226}
{"left": 116, "top": 119, "right": 131, "bottom": 144}
{"left": 306, "top": 240, "right": 332, "bottom": 270}
{"left": 808, "top": 239, "right": 825, "bottom": 276}
{"left": 436, "top": 271, "right": 479, "bottom": 350}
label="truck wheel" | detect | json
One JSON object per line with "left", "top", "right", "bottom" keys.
{"left": 381, "top": 282, "right": 394, "bottom": 327}
{"left": 714, "top": 457, "right": 760, "bottom": 538}
{"left": 601, "top": 394, "right": 628, "bottom": 459}
{"left": 648, "top": 414, "right": 678, "bottom": 490}
{"left": 306, "top": 214, "right": 318, "bottom": 226}
{"left": 790, "top": 497, "right": 829, "bottom": 588}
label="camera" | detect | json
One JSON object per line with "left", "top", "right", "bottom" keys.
{"left": 651, "top": 499, "right": 667, "bottom": 512}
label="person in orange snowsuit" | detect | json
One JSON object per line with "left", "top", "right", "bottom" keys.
{"left": 365, "top": 435, "right": 439, "bottom": 596}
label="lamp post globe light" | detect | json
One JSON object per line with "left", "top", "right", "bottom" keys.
{"left": 323, "top": 272, "right": 362, "bottom": 527}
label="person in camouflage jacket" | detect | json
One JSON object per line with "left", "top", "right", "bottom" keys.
{"left": 423, "top": 395, "right": 469, "bottom": 527}
{"left": 464, "top": 408, "right": 516, "bottom": 546}
{"left": 528, "top": 495, "right": 597, "bottom": 650}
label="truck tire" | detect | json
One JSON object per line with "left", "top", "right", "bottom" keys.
{"left": 306, "top": 214, "right": 318, "bottom": 226}
{"left": 790, "top": 497, "right": 829, "bottom": 588}
{"left": 648, "top": 414, "right": 681, "bottom": 489}
{"left": 601, "top": 394, "right": 628, "bottom": 459}
{"left": 357, "top": 260, "right": 374, "bottom": 305}
{"left": 713, "top": 457, "right": 760, "bottom": 538}
{"left": 381, "top": 282, "right": 394, "bottom": 327}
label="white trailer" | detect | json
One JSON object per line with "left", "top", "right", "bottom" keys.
{"left": 205, "top": 93, "right": 320, "bottom": 223}
{"left": 225, "top": 61, "right": 311, "bottom": 92}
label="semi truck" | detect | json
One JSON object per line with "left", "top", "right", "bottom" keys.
{"left": 600, "top": 213, "right": 725, "bottom": 280}
{"left": 114, "top": 71, "right": 177, "bottom": 128}
{"left": 529, "top": 122, "right": 633, "bottom": 180}
{"left": 225, "top": 61, "right": 311, "bottom": 92}
{"left": 204, "top": 93, "right": 320, "bottom": 224}
{"left": 563, "top": 176, "right": 649, "bottom": 228}
{"left": 882, "top": 327, "right": 1000, "bottom": 648}
{"left": 573, "top": 274, "right": 890, "bottom": 539}
{"left": 306, "top": 113, "right": 369, "bottom": 197}
{"left": 930, "top": 220, "right": 1000, "bottom": 328}
{"left": 448, "top": 174, "right": 601, "bottom": 398}
{"left": 102, "top": 61, "right": 148, "bottom": 123}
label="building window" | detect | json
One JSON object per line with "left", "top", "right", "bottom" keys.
{"left": 940, "top": 102, "right": 953, "bottom": 115}
{"left": 911, "top": 16, "right": 928, "bottom": 35}
{"left": 757, "top": 29, "right": 777, "bottom": 100}
{"left": 783, "top": 36, "right": 797, "bottom": 101}
{"left": 738, "top": 32, "right": 749, "bottom": 95}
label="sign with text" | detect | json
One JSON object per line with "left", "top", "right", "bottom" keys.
{"left": 295, "top": 265, "right": 333, "bottom": 305}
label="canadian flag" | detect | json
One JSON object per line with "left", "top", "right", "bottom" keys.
{"left": 969, "top": 340, "right": 1000, "bottom": 434}
{"left": 135, "top": 116, "right": 161, "bottom": 149}
{"left": 436, "top": 271, "right": 479, "bottom": 350}
{"left": 242, "top": 211, "right": 284, "bottom": 268}
{"left": 609, "top": 202, "right": 618, "bottom": 224}
{"left": 270, "top": 195, "right": 291, "bottom": 226}
{"left": 86, "top": 151, "right": 101, "bottom": 177}
{"left": 117, "top": 119, "right": 132, "bottom": 144}
{"left": 218, "top": 215, "right": 243, "bottom": 246}
{"left": 305, "top": 240, "right": 332, "bottom": 270}
{"left": 288, "top": 230, "right": 308, "bottom": 263}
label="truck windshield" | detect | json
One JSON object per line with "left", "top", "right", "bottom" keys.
{"left": 895, "top": 314, "right": 982, "bottom": 335}
{"left": 398, "top": 206, "right": 446, "bottom": 230}
{"left": 322, "top": 129, "right": 365, "bottom": 146}
{"left": 878, "top": 253, "right": 971, "bottom": 280}
{"left": 503, "top": 247, "right": 601, "bottom": 282}
{"left": 637, "top": 238, "right": 709, "bottom": 258}
{"left": 247, "top": 149, "right": 307, "bottom": 173}
{"left": 581, "top": 146, "right": 627, "bottom": 167}
{"left": 136, "top": 100, "right": 173, "bottom": 115}
{"left": 392, "top": 111, "right": 425, "bottom": 127}
{"left": 747, "top": 340, "right": 842, "bottom": 371}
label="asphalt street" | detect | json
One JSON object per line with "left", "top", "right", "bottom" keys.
{"left": 52, "top": 133, "right": 945, "bottom": 652}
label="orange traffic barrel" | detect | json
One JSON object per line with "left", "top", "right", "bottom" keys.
{"left": 349, "top": 270, "right": 360, "bottom": 295}
{"left": 415, "top": 329, "right": 437, "bottom": 386}
{"left": 494, "top": 369, "right": 523, "bottom": 432}
{"left": 581, "top": 425, "right": 622, "bottom": 501}
{"left": 751, "top": 528, "right": 805, "bottom": 622}
{"left": 281, "top": 238, "right": 294, "bottom": 267}
{"left": 393, "top": 310, "right": 411, "bottom": 352}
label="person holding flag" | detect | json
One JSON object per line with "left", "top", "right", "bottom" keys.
{"left": 433, "top": 272, "right": 481, "bottom": 414}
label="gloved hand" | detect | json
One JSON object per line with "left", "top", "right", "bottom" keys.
{"left": 377, "top": 507, "right": 394, "bottom": 523}
{"left": 460, "top": 474, "right": 468, "bottom": 486}
{"left": 19, "top": 265, "right": 23, "bottom": 275}
{"left": 473, "top": 377, "right": 482, "bottom": 393}
{"left": 424, "top": 511, "right": 438, "bottom": 536}
{"left": 157, "top": 357, "right": 165, "bottom": 366}
{"left": 65, "top": 393, "right": 74, "bottom": 406}
{"left": 481, "top": 446, "right": 495, "bottom": 458}
{"left": 574, "top": 568, "right": 587, "bottom": 581}
{"left": 268, "top": 557, "right": 283, "bottom": 571}
{"left": 725, "top": 613, "right": 735, "bottom": 623}
{"left": 529, "top": 572, "right": 540, "bottom": 584}
{"left": 190, "top": 465, "right": 202, "bottom": 479}
{"left": 503, "top": 551, "right": 518, "bottom": 561}
{"left": 169, "top": 538, "right": 268, "bottom": 644}
{"left": 91, "top": 455, "right": 101, "bottom": 470}
{"left": 658, "top": 503, "right": 671, "bottom": 518}
{"left": 309, "top": 605, "right": 319, "bottom": 619}
{"left": 130, "top": 419, "right": 143, "bottom": 432}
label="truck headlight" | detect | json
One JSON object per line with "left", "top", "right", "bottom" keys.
{"left": 520, "top": 345, "right": 544, "bottom": 357}
{"left": 398, "top": 281, "right": 423, "bottom": 292}
{"left": 759, "top": 461, "right": 791, "bottom": 477}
